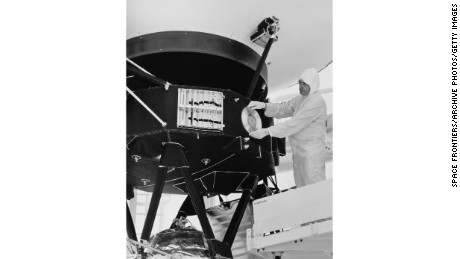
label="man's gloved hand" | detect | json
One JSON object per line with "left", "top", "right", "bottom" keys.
{"left": 249, "top": 128, "right": 270, "bottom": 139}
{"left": 247, "top": 101, "right": 266, "bottom": 110}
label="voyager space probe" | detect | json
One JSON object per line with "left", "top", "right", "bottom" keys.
{"left": 126, "top": 1, "right": 332, "bottom": 258}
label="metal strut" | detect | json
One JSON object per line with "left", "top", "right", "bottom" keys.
{"left": 126, "top": 58, "right": 168, "bottom": 86}
{"left": 127, "top": 58, "right": 156, "bottom": 77}
{"left": 246, "top": 36, "right": 275, "bottom": 99}
{"left": 268, "top": 175, "right": 280, "bottom": 193}
{"left": 160, "top": 142, "right": 221, "bottom": 258}
{"left": 126, "top": 86, "right": 167, "bottom": 127}
{"left": 127, "top": 202, "right": 138, "bottom": 242}
{"left": 178, "top": 167, "right": 216, "bottom": 241}
{"left": 140, "top": 167, "right": 168, "bottom": 241}
{"left": 223, "top": 174, "right": 259, "bottom": 247}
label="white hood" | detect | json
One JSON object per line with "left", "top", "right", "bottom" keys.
{"left": 300, "top": 68, "right": 320, "bottom": 95}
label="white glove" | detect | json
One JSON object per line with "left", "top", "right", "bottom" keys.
{"left": 247, "top": 101, "right": 266, "bottom": 110}
{"left": 249, "top": 128, "right": 270, "bottom": 139}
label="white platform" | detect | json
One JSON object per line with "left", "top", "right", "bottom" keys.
{"left": 247, "top": 180, "right": 332, "bottom": 259}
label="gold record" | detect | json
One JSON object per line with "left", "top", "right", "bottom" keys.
{"left": 241, "top": 107, "right": 262, "bottom": 133}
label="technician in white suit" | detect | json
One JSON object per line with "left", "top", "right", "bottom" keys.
{"left": 248, "top": 68, "right": 327, "bottom": 187}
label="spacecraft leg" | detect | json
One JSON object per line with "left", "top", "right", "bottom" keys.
{"left": 177, "top": 166, "right": 219, "bottom": 257}
{"left": 140, "top": 167, "right": 168, "bottom": 241}
{"left": 161, "top": 141, "right": 232, "bottom": 259}
{"left": 223, "top": 174, "right": 259, "bottom": 247}
{"left": 126, "top": 202, "right": 138, "bottom": 242}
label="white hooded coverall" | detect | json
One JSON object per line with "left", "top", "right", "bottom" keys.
{"left": 265, "top": 69, "right": 327, "bottom": 187}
